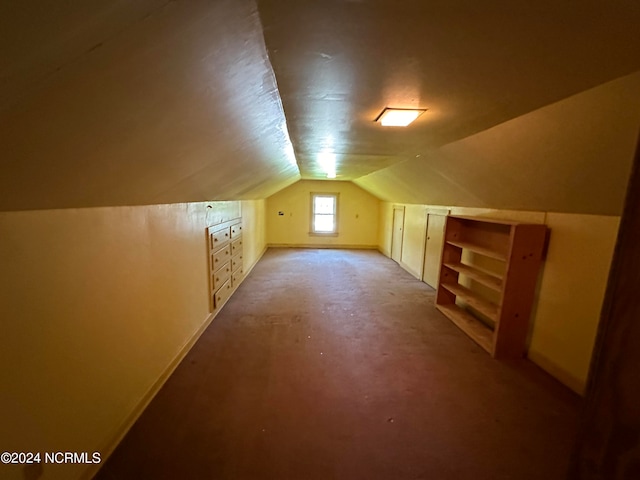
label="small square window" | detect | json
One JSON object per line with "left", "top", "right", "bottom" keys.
{"left": 310, "top": 193, "right": 338, "bottom": 235}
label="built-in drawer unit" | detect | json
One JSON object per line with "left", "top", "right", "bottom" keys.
{"left": 231, "top": 254, "right": 243, "bottom": 273}
{"left": 212, "top": 245, "right": 231, "bottom": 270}
{"left": 230, "top": 222, "right": 242, "bottom": 238}
{"left": 207, "top": 217, "right": 245, "bottom": 313}
{"left": 212, "top": 262, "right": 231, "bottom": 291}
{"left": 231, "top": 237, "right": 243, "bottom": 256}
{"left": 213, "top": 279, "right": 232, "bottom": 309}
{"left": 231, "top": 267, "right": 243, "bottom": 287}
{"left": 210, "top": 226, "right": 231, "bottom": 249}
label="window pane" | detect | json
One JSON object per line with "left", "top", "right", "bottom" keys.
{"left": 314, "top": 196, "right": 334, "bottom": 215}
{"left": 314, "top": 214, "right": 334, "bottom": 232}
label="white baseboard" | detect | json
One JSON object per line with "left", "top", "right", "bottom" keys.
{"left": 267, "top": 243, "right": 378, "bottom": 250}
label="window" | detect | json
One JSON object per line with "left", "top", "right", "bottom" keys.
{"left": 310, "top": 193, "right": 338, "bottom": 235}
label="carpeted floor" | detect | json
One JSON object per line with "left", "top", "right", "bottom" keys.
{"left": 95, "top": 248, "right": 579, "bottom": 480}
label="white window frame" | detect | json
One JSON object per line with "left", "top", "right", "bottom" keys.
{"left": 310, "top": 192, "right": 339, "bottom": 236}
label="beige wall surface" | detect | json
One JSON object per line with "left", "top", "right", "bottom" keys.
{"left": 527, "top": 213, "right": 619, "bottom": 393}
{"left": 378, "top": 203, "right": 394, "bottom": 257}
{"left": 241, "top": 199, "right": 267, "bottom": 272}
{"left": 398, "top": 204, "right": 428, "bottom": 279}
{"left": 378, "top": 202, "right": 619, "bottom": 394}
{"left": 0, "top": 200, "right": 262, "bottom": 480}
{"left": 266, "top": 180, "right": 379, "bottom": 248}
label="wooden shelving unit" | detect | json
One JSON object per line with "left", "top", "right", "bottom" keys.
{"left": 435, "top": 215, "right": 548, "bottom": 358}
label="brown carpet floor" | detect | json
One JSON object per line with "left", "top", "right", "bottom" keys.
{"left": 95, "top": 248, "right": 580, "bottom": 480}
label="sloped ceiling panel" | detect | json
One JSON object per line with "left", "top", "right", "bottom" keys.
{"left": 355, "top": 72, "right": 640, "bottom": 215}
{"left": 2, "top": 1, "right": 639, "bottom": 213}
{"left": 0, "top": 0, "right": 169, "bottom": 114}
{"left": 0, "top": 0, "right": 299, "bottom": 212}
{"left": 258, "top": 0, "right": 640, "bottom": 182}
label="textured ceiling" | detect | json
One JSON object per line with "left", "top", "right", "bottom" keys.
{"left": 0, "top": 0, "right": 300, "bottom": 211}
{"left": 258, "top": 0, "right": 640, "bottom": 180}
{"left": 354, "top": 72, "right": 640, "bottom": 215}
{"left": 0, "top": 0, "right": 639, "bottom": 212}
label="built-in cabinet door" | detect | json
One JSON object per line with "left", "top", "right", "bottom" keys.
{"left": 422, "top": 214, "right": 446, "bottom": 288}
{"left": 391, "top": 206, "right": 405, "bottom": 263}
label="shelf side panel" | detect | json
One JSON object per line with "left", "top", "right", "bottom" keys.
{"left": 494, "top": 224, "right": 548, "bottom": 358}
{"left": 436, "top": 220, "right": 463, "bottom": 308}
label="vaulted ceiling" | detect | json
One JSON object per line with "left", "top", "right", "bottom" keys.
{"left": 1, "top": 0, "right": 639, "bottom": 213}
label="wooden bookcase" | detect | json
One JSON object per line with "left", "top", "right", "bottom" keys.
{"left": 435, "top": 215, "right": 548, "bottom": 358}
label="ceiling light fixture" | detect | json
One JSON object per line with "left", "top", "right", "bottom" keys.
{"left": 375, "top": 107, "right": 426, "bottom": 127}
{"left": 318, "top": 150, "right": 337, "bottom": 179}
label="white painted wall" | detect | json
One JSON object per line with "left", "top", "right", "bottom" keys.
{"left": 266, "top": 180, "right": 379, "bottom": 248}
{"left": 0, "top": 200, "right": 264, "bottom": 480}
{"left": 378, "top": 203, "right": 619, "bottom": 394}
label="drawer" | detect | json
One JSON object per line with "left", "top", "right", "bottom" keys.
{"left": 212, "top": 261, "right": 231, "bottom": 290}
{"left": 231, "top": 237, "right": 243, "bottom": 256}
{"left": 231, "top": 254, "right": 243, "bottom": 272}
{"left": 231, "top": 267, "right": 243, "bottom": 287}
{"left": 230, "top": 223, "right": 243, "bottom": 238}
{"left": 213, "top": 279, "right": 232, "bottom": 309}
{"left": 210, "top": 227, "right": 231, "bottom": 249}
{"left": 212, "top": 245, "right": 231, "bottom": 270}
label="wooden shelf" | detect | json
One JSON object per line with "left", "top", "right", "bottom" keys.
{"left": 436, "top": 304, "right": 493, "bottom": 354}
{"left": 440, "top": 282, "right": 499, "bottom": 321}
{"left": 448, "top": 215, "right": 530, "bottom": 226}
{"left": 446, "top": 240, "right": 506, "bottom": 261}
{"left": 436, "top": 215, "right": 548, "bottom": 358}
{"left": 443, "top": 262, "right": 503, "bottom": 292}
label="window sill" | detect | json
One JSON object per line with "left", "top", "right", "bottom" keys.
{"left": 309, "top": 232, "right": 339, "bottom": 237}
